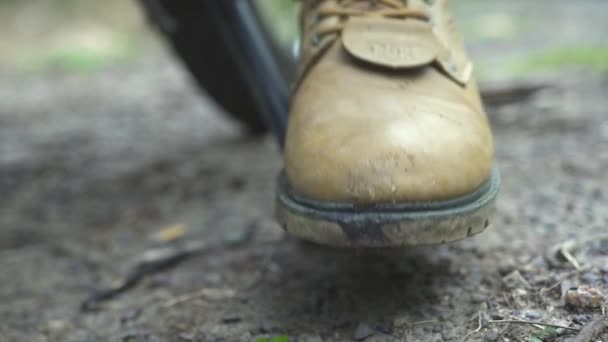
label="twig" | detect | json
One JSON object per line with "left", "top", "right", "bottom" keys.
{"left": 163, "top": 287, "right": 236, "bottom": 308}
{"left": 573, "top": 316, "right": 608, "bottom": 342}
{"left": 488, "top": 319, "right": 580, "bottom": 332}
{"left": 399, "top": 319, "right": 437, "bottom": 341}
{"left": 411, "top": 320, "right": 436, "bottom": 326}
{"left": 539, "top": 265, "right": 593, "bottom": 296}
{"left": 461, "top": 311, "right": 483, "bottom": 342}
{"left": 548, "top": 234, "right": 608, "bottom": 269}
{"left": 503, "top": 270, "right": 532, "bottom": 289}
{"left": 80, "top": 240, "right": 207, "bottom": 312}
{"left": 496, "top": 323, "right": 511, "bottom": 340}
{"left": 560, "top": 245, "right": 582, "bottom": 271}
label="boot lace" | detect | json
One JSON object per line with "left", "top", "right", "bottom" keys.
{"left": 313, "top": 0, "right": 430, "bottom": 39}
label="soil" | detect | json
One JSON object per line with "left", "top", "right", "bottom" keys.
{"left": 1, "top": 3, "right": 608, "bottom": 342}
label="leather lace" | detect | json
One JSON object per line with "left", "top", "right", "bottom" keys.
{"left": 313, "top": 0, "right": 430, "bottom": 38}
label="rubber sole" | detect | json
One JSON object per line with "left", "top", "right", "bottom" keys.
{"left": 275, "top": 166, "right": 500, "bottom": 247}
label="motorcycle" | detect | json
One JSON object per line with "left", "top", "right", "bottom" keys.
{"left": 139, "top": 0, "right": 293, "bottom": 146}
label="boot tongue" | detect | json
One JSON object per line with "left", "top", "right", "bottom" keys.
{"left": 341, "top": 16, "right": 440, "bottom": 69}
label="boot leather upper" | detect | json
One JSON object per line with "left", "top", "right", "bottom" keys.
{"left": 285, "top": 0, "right": 495, "bottom": 204}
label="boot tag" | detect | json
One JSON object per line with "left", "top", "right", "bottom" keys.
{"left": 342, "top": 17, "right": 440, "bottom": 69}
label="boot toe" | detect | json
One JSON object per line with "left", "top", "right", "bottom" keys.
{"left": 285, "top": 91, "right": 494, "bottom": 204}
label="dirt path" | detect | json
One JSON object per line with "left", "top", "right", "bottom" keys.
{"left": 1, "top": 53, "right": 607, "bottom": 341}
{"left": 1, "top": 2, "right": 608, "bottom": 341}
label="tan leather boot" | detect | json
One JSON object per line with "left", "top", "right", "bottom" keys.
{"left": 276, "top": 0, "right": 500, "bottom": 247}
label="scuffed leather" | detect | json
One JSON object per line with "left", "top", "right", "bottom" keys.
{"left": 285, "top": 0, "right": 495, "bottom": 204}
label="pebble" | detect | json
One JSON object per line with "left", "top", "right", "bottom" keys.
{"left": 580, "top": 272, "right": 601, "bottom": 285}
{"left": 178, "top": 332, "right": 196, "bottom": 341}
{"left": 471, "top": 293, "right": 486, "bottom": 304}
{"left": 221, "top": 228, "right": 253, "bottom": 247}
{"left": 572, "top": 314, "right": 591, "bottom": 325}
{"left": 484, "top": 331, "right": 499, "bottom": 342}
{"left": 120, "top": 309, "right": 142, "bottom": 325}
{"left": 374, "top": 321, "right": 393, "bottom": 334}
{"left": 353, "top": 322, "right": 375, "bottom": 341}
{"left": 298, "top": 335, "right": 323, "bottom": 342}
{"left": 221, "top": 316, "right": 242, "bottom": 324}
{"left": 257, "top": 322, "right": 283, "bottom": 334}
{"left": 565, "top": 286, "right": 605, "bottom": 309}
{"left": 47, "top": 320, "right": 69, "bottom": 333}
{"left": 490, "top": 313, "right": 504, "bottom": 320}
{"left": 393, "top": 316, "right": 410, "bottom": 328}
{"left": 442, "top": 329, "right": 457, "bottom": 341}
{"left": 523, "top": 309, "right": 543, "bottom": 320}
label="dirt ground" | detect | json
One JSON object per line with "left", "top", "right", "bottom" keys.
{"left": 1, "top": 1, "right": 608, "bottom": 342}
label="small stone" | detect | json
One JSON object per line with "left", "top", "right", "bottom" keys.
{"left": 431, "top": 306, "right": 454, "bottom": 320}
{"left": 353, "top": 322, "right": 375, "bottom": 341}
{"left": 542, "top": 222, "right": 557, "bottom": 232}
{"left": 442, "top": 329, "right": 457, "bottom": 341}
{"left": 490, "top": 313, "right": 504, "bottom": 320}
{"left": 67, "top": 331, "right": 97, "bottom": 342}
{"left": 47, "top": 320, "right": 69, "bottom": 333}
{"left": 178, "top": 332, "right": 196, "bottom": 341}
{"left": 523, "top": 309, "right": 543, "bottom": 320}
{"left": 257, "top": 322, "right": 283, "bottom": 334}
{"left": 484, "top": 331, "right": 499, "bottom": 342}
{"left": 221, "top": 316, "right": 242, "bottom": 324}
{"left": 152, "top": 224, "right": 186, "bottom": 243}
{"left": 514, "top": 288, "right": 528, "bottom": 297}
{"left": 471, "top": 293, "right": 486, "bottom": 304}
{"left": 572, "top": 314, "right": 590, "bottom": 325}
{"left": 393, "top": 316, "right": 410, "bottom": 327}
{"left": 565, "top": 286, "right": 605, "bottom": 309}
{"left": 503, "top": 270, "right": 529, "bottom": 289}
{"left": 221, "top": 228, "right": 253, "bottom": 247}
{"left": 374, "top": 321, "right": 393, "bottom": 334}
{"left": 298, "top": 335, "right": 323, "bottom": 342}
{"left": 580, "top": 272, "right": 601, "bottom": 285}
{"left": 119, "top": 329, "right": 148, "bottom": 341}
{"left": 120, "top": 309, "right": 142, "bottom": 325}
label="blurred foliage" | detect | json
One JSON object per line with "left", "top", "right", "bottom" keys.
{"left": 511, "top": 46, "right": 608, "bottom": 75}
{"left": 0, "top": 0, "right": 152, "bottom": 72}
{"left": 16, "top": 36, "right": 142, "bottom": 72}
{"left": 527, "top": 327, "right": 558, "bottom": 342}
{"left": 255, "top": 336, "right": 290, "bottom": 342}
{"left": 2, "top": 0, "right": 607, "bottom": 78}
{"left": 256, "top": 0, "right": 300, "bottom": 47}
{"left": 477, "top": 45, "right": 608, "bottom": 80}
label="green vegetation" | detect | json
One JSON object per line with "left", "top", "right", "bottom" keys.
{"left": 527, "top": 327, "right": 558, "bottom": 342}
{"left": 1, "top": 0, "right": 151, "bottom": 72}
{"left": 511, "top": 45, "right": 608, "bottom": 75}
{"left": 256, "top": 1, "right": 300, "bottom": 47}
{"left": 255, "top": 335, "right": 290, "bottom": 342}
{"left": 476, "top": 45, "right": 608, "bottom": 81}
{"left": 16, "top": 36, "right": 144, "bottom": 72}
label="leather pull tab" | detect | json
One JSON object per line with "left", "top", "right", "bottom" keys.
{"left": 342, "top": 17, "right": 440, "bottom": 69}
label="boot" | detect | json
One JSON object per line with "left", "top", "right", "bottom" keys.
{"left": 276, "top": 0, "right": 500, "bottom": 247}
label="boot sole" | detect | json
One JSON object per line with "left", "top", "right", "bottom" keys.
{"left": 275, "top": 166, "right": 500, "bottom": 247}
